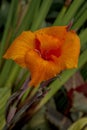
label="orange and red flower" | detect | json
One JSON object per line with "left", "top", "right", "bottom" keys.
{"left": 3, "top": 26, "right": 80, "bottom": 87}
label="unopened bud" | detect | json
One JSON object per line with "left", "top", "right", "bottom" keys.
{"left": 66, "top": 19, "right": 74, "bottom": 31}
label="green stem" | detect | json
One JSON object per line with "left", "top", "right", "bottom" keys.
{"left": 4, "top": 64, "right": 21, "bottom": 88}
{"left": 16, "top": 0, "right": 38, "bottom": 36}
{"left": 79, "top": 28, "right": 87, "bottom": 47}
{"left": 0, "top": 0, "right": 18, "bottom": 68}
{"left": 0, "top": 1, "right": 20, "bottom": 87}
{"left": 31, "top": 0, "right": 53, "bottom": 31}
{"left": 21, "top": 87, "right": 32, "bottom": 102}
{"left": 61, "top": 0, "right": 85, "bottom": 25}
{"left": 21, "top": 85, "right": 39, "bottom": 104}
{"left": 0, "top": 87, "right": 11, "bottom": 130}
{"left": 8, "top": 1, "right": 20, "bottom": 45}
{"left": 28, "top": 85, "right": 40, "bottom": 100}
{"left": 32, "top": 0, "right": 41, "bottom": 25}
{"left": 71, "top": 9, "right": 87, "bottom": 30}
{"left": 75, "top": 1, "right": 87, "bottom": 21}
{"left": 0, "top": 60, "right": 13, "bottom": 87}
{"left": 53, "top": 6, "right": 67, "bottom": 26}
{"left": 15, "top": 71, "right": 29, "bottom": 91}
{"left": 34, "top": 49, "right": 87, "bottom": 112}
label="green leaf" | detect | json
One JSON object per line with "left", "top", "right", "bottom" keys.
{"left": 0, "top": 0, "right": 18, "bottom": 67}
{"left": 68, "top": 118, "right": 87, "bottom": 130}
{"left": 0, "top": 87, "right": 11, "bottom": 130}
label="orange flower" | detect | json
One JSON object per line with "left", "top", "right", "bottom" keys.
{"left": 3, "top": 26, "right": 80, "bottom": 87}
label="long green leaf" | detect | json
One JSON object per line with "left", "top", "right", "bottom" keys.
{"left": 72, "top": 9, "right": 87, "bottom": 30}
{"left": 61, "top": 0, "right": 85, "bottom": 25}
{"left": 0, "top": 88, "right": 10, "bottom": 130}
{"left": 31, "top": 0, "right": 53, "bottom": 31}
{"left": 68, "top": 118, "right": 87, "bottom": 130}
{"left": 0, "top": 0, "right": 18, "bottom": 68}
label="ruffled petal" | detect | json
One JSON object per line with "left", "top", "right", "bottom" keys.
{"left": 36, "top": 33, "right": 61, "bottom": 50}
{"left": 35, "top": 26, "right": 67, "bottom": 43}
{"left": 61, "top": 31, "right": 80, "bottom": 68}
{"left": 25, "top": 50, "right": 62, "bottom": 86}
{"left": 3, "top": 31, "right": 35, "bottom": 67}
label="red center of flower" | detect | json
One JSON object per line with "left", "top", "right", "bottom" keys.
{"left": 35, "top": 38, "right": 61, "bottom": 61}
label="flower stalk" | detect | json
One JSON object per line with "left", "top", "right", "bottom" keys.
{"left": 0, "top": 0, "right": 18, "bottom": 68}
{"left": 53, "top": 6, "right": 67, "bottom": 26}
{"left": 4, "top": 64, "right": 21, "bottom": 88}
{"left": 31, "top": 0, "right": 53, "bottom": 31}
{"left": 61, "top": 0, "right": 85, "bottom": 25}
{"left": 71, "top": 9, "right": 87, "bottom": 30}
{"left": 79, "top": 28, "right": 87, "bottom": 48}
{"left": 16, "top": 0, "right": 38, "bottom": 36}
{"left": 75, "top": 1, "right": 87, "bottom": 21}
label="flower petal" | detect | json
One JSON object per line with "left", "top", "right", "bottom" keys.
{"left": 61, "top": 31, "right": 80, "bottom": 68}
{"left": 36, "top": 33, "right": 61, "bottom": 50}
{"left": 35, "top": 26, "right": 67, "bottom": 43}
{"left": 3, "top": 26, "right": 80, "bottom": 87}
{"left": 3, "top": 31, "right": 35, "bottom": 67}
{"left": 36, "top": 33, "right": 61, "bottom": 60}
{"left": 25, "top": 50, "right": 62, "bottom": 86}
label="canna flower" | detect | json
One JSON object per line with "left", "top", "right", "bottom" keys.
{"left": 3, "top": 26, "right": 80, "bottom": 87}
